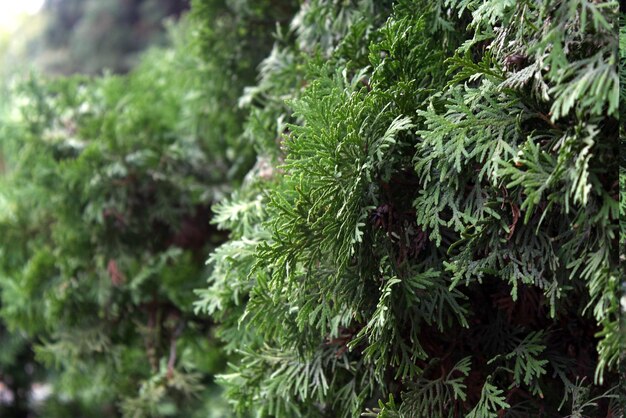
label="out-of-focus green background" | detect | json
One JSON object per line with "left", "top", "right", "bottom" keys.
{"left": 0, "top": 2, "right": 211, "bottom": 417}
{"left": 1, "top": 0, "right": 189, "bottom": 76}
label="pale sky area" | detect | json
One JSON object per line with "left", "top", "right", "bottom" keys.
{"left": 0, "top": 0, "right": 45, "bottom": 31}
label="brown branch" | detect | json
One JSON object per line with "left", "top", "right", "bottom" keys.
{"left": 166, "top": 319, "right": 185, "bottom": 380}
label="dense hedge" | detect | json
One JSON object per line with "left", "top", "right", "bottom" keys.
{"left": 0, "top": 1, "right": 296, "bottom": 415}
{"left": 196, "top": 0, "right": 622, "bottom": 416}
{"left": 0, "top": 0, "right": 622, "bottom": 417}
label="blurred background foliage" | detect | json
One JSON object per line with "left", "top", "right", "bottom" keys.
{"left": 0, "top": 0, "right": 296, "bottom": 417}
{"left": 4, "top": 0, "right": 189, "bottom": 75}
{"left": 40, "top": 0, "right": 188, "bottom": 74}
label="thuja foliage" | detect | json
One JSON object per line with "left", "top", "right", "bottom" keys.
{"left": 197, "top": 0, "right": 622, "bottom": 416}
{"left": 617, "top": 16, "right": 625, "bottom": 404}
{"left": 0, "top": 1, "right": 295, "bottom": 415}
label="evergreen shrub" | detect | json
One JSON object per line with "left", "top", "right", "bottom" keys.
{"left": 0, "top": 0, "right": 622, "bottom": 417}
{"left": 0, "top": 1, "right": 295, "bottom": 415}
{"left": 196, "top": 0, "right": 623, "bottom": 416}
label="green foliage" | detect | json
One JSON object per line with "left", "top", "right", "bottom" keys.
{"left": 618, "top": 9, "right": 626, "bottom": 412}
{"left": 0, "top": 0, "right": 621, "bottom": 416}
{"left": 364, "top": 357, "right": 471, "bottom": 418}
{"left": 197, "top": 0, "right": 621, "bottom": 416}
{"left": 0, "top": 1, "right": 291, "bottom": 414}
